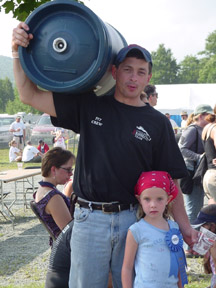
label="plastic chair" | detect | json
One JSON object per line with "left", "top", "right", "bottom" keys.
{"left": 30, "top": 200, "right": 55, "bottom": 241}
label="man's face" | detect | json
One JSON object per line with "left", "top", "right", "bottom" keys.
{"left": 181, "top": 115, "right": 188, "bottom": 120}
{"left": 148, "top": 91, "right": 158, "bottom": 107}
{"left": 16, "top": 117, "right": 21, "bottom": 122}
{"left": 112, "top": 57, "right": 152, "bottom": 102}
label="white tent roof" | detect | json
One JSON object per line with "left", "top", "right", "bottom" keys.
{"left": 156, "top": 84, "right": 216, "bottom": 114}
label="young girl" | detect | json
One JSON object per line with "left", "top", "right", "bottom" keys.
{"left": 9, "top": 140, "right": 22, "bottom": 162}
{"left": 192, "top": 204, "right": 216, "bottom": 288}
{"left": 122, "top": 171, "right": 188, "bottom": 288}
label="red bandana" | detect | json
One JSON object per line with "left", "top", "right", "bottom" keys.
{"left": 134, "top": 171, "right": 178, "bottom": 203}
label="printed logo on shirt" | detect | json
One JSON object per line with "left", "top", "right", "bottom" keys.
{"left": 132, "top": 126, "right": 151, "bottom": 141}
{"left": 91, "top": 117, "right": 103, "bottom": 127}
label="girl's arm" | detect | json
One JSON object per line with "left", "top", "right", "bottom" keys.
{"left": 122, "top": 230, "right": 138, "bottom": 288}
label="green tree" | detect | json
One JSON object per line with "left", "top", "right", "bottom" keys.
{"left": 6, "top": 87, "right": 40, "bottom": 114}
{"left": 204, "top": 30, "right": 216, "bottom": 56}
{"left": 0, "top": 77, "right": 14, "bottom": 112}
{"left": 150, "top": 44, "right": 179, "bottom": 84}
{"left": 0, "top": 0, "right": 84, "bottom": 21}
{"left": 198, "top": 55, "right": 216, "bottom": 83}
{"left": 178, "top": 55, "right": 200, "bottom": 83}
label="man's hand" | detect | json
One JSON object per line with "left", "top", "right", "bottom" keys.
{"left": 182, "top": 226, "right": 199, "bottom": 248}
{"left": 12, "top": 22, "right": 33, "bottom": 52}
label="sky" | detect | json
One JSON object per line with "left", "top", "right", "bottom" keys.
{"left": 0, "top": 0, "right": 216, "bottom": 62}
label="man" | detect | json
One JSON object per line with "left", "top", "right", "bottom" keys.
{"left": 9, "top": 115, "right": 26, "bottom": 150}
{"left": 22, "top": 140, "right": 43, "bottom": 163}
{"left": 144, "top": 84, "right": 158, "bottom": 106}
{"left": 181, "top": 111, "right": 188, "bottom": 129}
{"left": 37, "top": 139, "right": 49, "bottom": 154}
{"left": 12, "top": 22, "right": 196, "bottom": 288}
{"left": 165, "top": 112, "right": 179, "bottom": 134}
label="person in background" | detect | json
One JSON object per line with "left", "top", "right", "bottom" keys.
{"left": 202, "top": 109, "right": 216, "bottom": 205}
{"left": 180, "top": 111, "right": 188, "bottom": 130}
{"left": 12, "top": 22, "right": 197, "bottom": 287}
{"left": 37, "top": 139, "right": 50, "bottom": 154}
{"left": 144, "top": 84, "right": 158, "bottom": 107}
{"left": 22, "top": 140, "right": 43, "bottom": 163}
{"left": 165, "top": 113, "right": 179, "bottom": 134}
{"left": 8, "top": 140, "right": 22, "bottom": 162}
{"left": 53, "top": 130, "right": 66, "bottom": 149}
{"left": 185, "top": 113, "right": 194, "bottom": 127}
{"left": 9, "top": 115, "right": 26, "bottom": 150}
{"left": 63, "top": 179, "right": 74, "bottom": 199}
{"left": 34, "top": 147, "right": 75, "bottom": 246}
{"left": 140, "top": 91, "right": 148, "bottom": 104}
{"left": 122, "top": 171, "right": 187, "bottom": 288}
{"left": 178, "top": 104, "right": 214, "bottom": 256}
{"left": 191, "top": 204, "right": 216, "bottom": 288}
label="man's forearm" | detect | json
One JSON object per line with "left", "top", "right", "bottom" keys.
{"left": 172, "top": 180, "right": 191, "bottom": 234}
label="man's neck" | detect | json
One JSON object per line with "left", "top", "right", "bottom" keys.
{"left": 114, "top": 94, "right": 146, "bottom": 107}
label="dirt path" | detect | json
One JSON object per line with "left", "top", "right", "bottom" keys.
{"left": 0, "top": 175, "right": 51, "bottom": 287}
{"left": 0, "top": 207, "right": 51, "bottom": 287}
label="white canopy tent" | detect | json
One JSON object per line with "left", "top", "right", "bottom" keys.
{"left": 156, "top": 83, "right": 216, "bottom": 115}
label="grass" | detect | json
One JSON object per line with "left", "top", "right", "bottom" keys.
{"left": 0, "top": 143, "right": 78, "bottom": 171}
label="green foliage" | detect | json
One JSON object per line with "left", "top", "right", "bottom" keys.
{"left": 150, "top": 44, "right": 179, "bottom": 84}
{"left": 178, "top": 56, "right": 200, "bottom": 83}
{"left": 0, "top": 77, "right": 15, "bottom": 112}
{"left": 204, "top": 30, "right": 216, "bottom": 56}
{"left": 5, "top": 87, "right": 40, "bottom": 114}
{"left": 0, "top": 0, "right": 84, "bottom": 21}
{"left": 198, "top": 54, "right": 216, "bottom": 83}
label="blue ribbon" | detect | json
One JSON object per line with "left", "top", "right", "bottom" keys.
{"left": 165, "top": 228, "right": 188, "bottom": 286}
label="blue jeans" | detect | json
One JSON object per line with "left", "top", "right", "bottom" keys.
{"left": 183, "top": 183, "right": 204, "bottom": 250}
{"left": 69, "top": 205, "right": 137, "bottom": 288}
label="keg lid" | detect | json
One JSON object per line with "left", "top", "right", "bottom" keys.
{"left": 19, "top": 0, "right": 111, "bottom": 93}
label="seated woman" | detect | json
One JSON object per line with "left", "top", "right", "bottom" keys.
{"left": 33, "top": 147, "right": 75, "bottom": 246}
{"left": 9, "top": 140, "right": 22, "bottom": 162}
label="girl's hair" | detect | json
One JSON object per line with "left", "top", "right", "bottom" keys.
{"left": 136, "top": 202, "right": 172, "bottom": 220}
{"left": 41, "top": 147, "right": 75, "bottom": 177}
{"left": 9, "top": 140, "right": 16, "bottom": 147}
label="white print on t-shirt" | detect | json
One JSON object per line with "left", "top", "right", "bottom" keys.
{"left": 91, "top": 117, "right": 103, "bottom": 127}
{"left": 132, "top": 126, "right": 151, "bottom": 141}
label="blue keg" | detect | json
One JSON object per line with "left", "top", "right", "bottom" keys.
{"left": 19, "top": 0, "right": 127, "bottom": 95}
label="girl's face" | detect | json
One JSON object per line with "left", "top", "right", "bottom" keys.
{"left": 138, "top": 187, "right": 169, "bottom": 220}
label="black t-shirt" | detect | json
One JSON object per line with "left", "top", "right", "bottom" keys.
{"left": 51, "top": 92, "right": 187, "bottom": 204}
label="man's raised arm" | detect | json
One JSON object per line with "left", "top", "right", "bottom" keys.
{"left": 12, "top": 22, "right": 56, "bottom": 117}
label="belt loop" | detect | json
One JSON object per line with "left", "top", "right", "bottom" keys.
{"left": 88, "top": 202, "right": 93, "bottom": 212}
{"left": 130, "top": 204, "right": 133, "bottom": 211}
